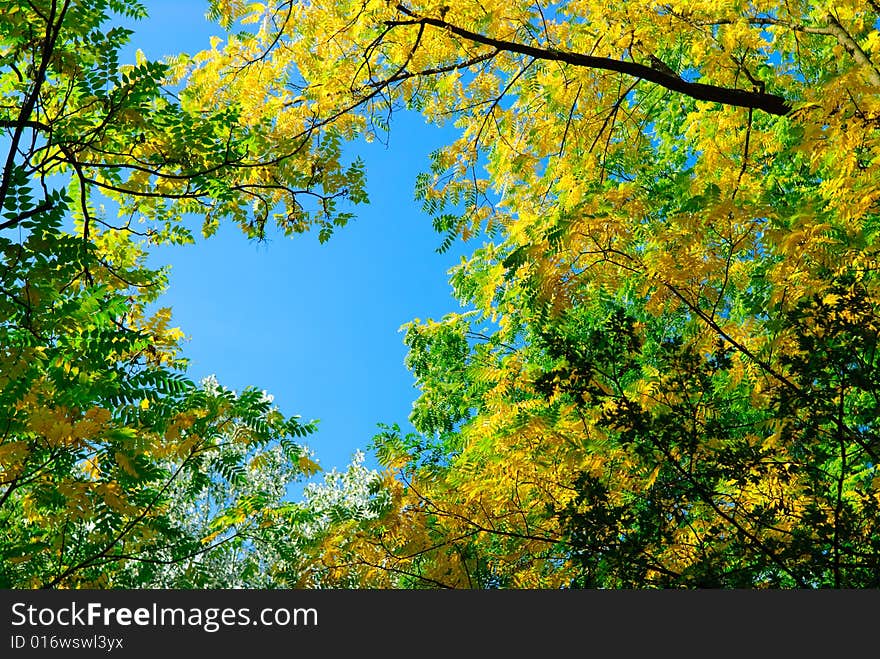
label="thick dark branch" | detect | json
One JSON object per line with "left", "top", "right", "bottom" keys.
{"left": 390, "top": 5, "right": 791, "bottom": 116}
{"left": 0, "top": 119, "right": 51, "bottom": 132}
{"left": 0, "top": 199, "right": 55, "bottom": 231}
{"left": 0, "top": 0, "right": 70, "bottom": 214}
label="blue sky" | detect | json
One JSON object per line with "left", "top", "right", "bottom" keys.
{"left": 124, "top": 1, "right": 472, "bottom": 480}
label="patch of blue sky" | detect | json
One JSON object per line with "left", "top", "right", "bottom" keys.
{"left": 109, "top": 2, "right": 482, "bottom": 493}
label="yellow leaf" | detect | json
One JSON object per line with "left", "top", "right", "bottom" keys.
{"left": 645, "top": 464, "right": 661, "bottom": 489}
{"left": 115, "top": 452, "right": 139, "bottom": 478}
{"left": 298, "top": 456, "right": 321, "bottom": 475}
{"left": 201, "top": 530, "right": 222, "bottom": 545}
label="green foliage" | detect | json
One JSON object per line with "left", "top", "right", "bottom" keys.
{"left": 8, "top": 0, "right": 880, "bottom": 591}
{"left": 0, "top": 0, "right": 336, "bottom": 588}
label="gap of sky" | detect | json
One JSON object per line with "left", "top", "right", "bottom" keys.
{"left": 121, "top": 1, "right": 475, "bottom": 484}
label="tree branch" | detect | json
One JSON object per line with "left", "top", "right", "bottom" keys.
{"left": 823, "top": 13, "right": 880, "bottom": 87}
{"left": 0, "top": 0, "right": 70, "bottom": 213}
{"left": 389, "top": 5, "right": 792, "bottom": 116}
{"left": 0, "top": 199, "right": 56, "bottom": 231}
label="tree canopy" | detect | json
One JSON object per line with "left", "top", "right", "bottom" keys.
{"left": 0, "top": 0, "right": 375, "bottom": 588}
{"left": 3, "top": 0, "right": 880, "bottom": 588}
